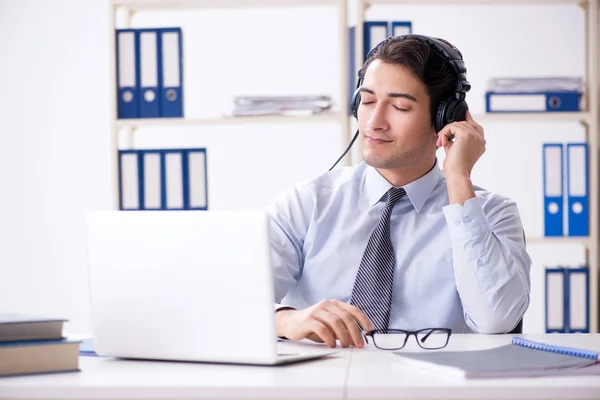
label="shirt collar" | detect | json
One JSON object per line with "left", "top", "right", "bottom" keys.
{"left": 364, "top": 161, "right": 441, "bottom": 213}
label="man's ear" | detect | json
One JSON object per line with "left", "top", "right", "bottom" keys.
{"left": 431, "top": 125, "right": 440, "bottom": 146}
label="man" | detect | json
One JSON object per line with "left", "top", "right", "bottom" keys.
{"left": 265, "top": 36, "right": 531, "bottom": 349}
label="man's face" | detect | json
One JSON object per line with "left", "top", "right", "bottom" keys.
{"left": 357, "top": 59, "right": 437, "bottom": 170}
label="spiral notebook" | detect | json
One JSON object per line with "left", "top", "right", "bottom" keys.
{"left": 394, "top": 337, "right": 600, "bottom": 379}
{"left": 511, "top": 337, "right": 598, "bottom": 360}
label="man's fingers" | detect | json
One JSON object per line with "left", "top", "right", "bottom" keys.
{"left": 308, "top": 320, "right": 336, "bottom": 348}
{"left": 437, "top": 124, "right": 456, "bottom": 147}
{"left": 325, "top": 302, "right": 367, "bottom": 348}
{"left": 464, "top": 111, "right": 484, "bottom": 136}
{"left": 315, "top": 309, "right": 353, "bottom": 348}
{"left": 438, "top": 128, "right": 452, "bottom": 149}
{"left": 329, "top": 300, "right": 375, "bottom": 331}
{"left": 465, "top": 109, "right": 474, "bottom": 122}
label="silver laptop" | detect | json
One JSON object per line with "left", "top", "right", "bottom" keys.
{"left": 85, "top": 210, "right": 336, "bottom": 365}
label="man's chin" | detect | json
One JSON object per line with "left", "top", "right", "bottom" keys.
{"left": 362, "top": 153, "right": 396, "bottom": 170}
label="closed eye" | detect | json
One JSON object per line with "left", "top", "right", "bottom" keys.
{"left": 392, "top": 105, "right": 409, "bottom": 111}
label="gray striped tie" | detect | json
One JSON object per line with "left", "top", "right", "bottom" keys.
{"left": 350, "top": 187, "right": 406, "bottom": 330}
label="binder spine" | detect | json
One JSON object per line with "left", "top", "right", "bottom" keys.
{"left": 485, "top": 91, "right": 581, "bottom": 113}
{"left": 116, "top": 29, "right": 139, "bottom": 119}
{"left": 545, "top": 266, "right": 566, "bottom": 333}
{"left": 348, "top": 25, "right": 356, "bottom": 116}
{"left": 118, "top": 150, "right": 141, "bottom": 210}
{"left": 543, "top": 144, "right": 564, "bottom": 236}
{"left": 363, "top": 21, "right": 389, "bottom": 60}
{"left": 138, "top": 29, "right": 161, "bottom": 118}
{"left": 158, "top": 27, "right": 183, "bottom": 118}
{"left": 566, "top": 143, "right": 589, "bottom": 237}
{"left": 391, "top": 21, "right": 412, "bottom": 37}
{"left": 567, "top": 267, "right": 590, "bottom": 333}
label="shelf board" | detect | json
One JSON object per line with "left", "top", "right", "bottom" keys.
{"left": 115, "top": 112, "right": 345, "bottom": 128}
{"left": 525, "top": 236, "right": 593, "bottom": 247}
{"left": 367, "top": 0, "right": 583, "bottom": 4}
{"left": 112, "top": 0, "right": 338, "bottom": 11}
{"left": 473, "top": 112, "right": 590, "bottom": 124}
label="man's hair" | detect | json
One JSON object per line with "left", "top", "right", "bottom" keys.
{"left": 360, "top": 37, "right": 458, "bottom": 126}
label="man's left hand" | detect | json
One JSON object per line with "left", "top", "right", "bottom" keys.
{"left": 436, "top": 110, "right": 486, "bottom": 180}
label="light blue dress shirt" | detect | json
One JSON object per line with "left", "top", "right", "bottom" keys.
{"left": 265, "top": 162, "right": 531, "bottom": 334}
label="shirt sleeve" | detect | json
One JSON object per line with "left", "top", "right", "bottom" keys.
{"left": 442, "top": 195, "right": 532, "bottom": 334}
{"left": 264, "top": 184, "right": 313, "bottom": 307}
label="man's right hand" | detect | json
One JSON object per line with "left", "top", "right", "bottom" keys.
{"left": 275, "top": 299, "right": 375, "bottom": 348}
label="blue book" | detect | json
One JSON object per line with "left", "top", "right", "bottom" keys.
{"left": 0, "top": 314, "right": 66, "bottom": 342}
{"left": 79, "top": 338, "right": 97, "bottom": 357}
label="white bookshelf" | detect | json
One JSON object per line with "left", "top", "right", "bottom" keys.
{"left": 112, "top": 0, "right": 341, "bottom": 11}
{"left": 354, "top": 0, "right": 599, "bottom": 334}
{"left": 473, "top": 112, "right": 591, "bottom": 124}
{"left": 115, "top": 112, "right": 346, "bottom": 129}
{"left": 526, "top": 237, "right": 594, "bottom": 247}
{"left": 366, "top": 0, "right": 583, "bottom": 3}
{"left": 115, "top": 111, "right": 591, "bottom": 129}
{"left": 109, "top": 0, "right": 351, "bottom": 209}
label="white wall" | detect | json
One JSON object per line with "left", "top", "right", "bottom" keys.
{"left": 0, "top": 0, "right": 112, "bottom": 332}
{"left": 0, "top": 0, "right": 587, "bottom": 333}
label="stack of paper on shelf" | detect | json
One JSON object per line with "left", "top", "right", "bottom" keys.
{"left": 488, "top": 77, "right": 583, "bottom": 93}
{"left": 229, "top": 95, "right": 333, "bottom": 117}
{"left": 0, "top": 314, "right": 80, "bottom": 377}
{"left": 485, "top": 77, "right": 584, "bottom": 113}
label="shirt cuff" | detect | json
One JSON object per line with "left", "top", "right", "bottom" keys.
{"left": 442, "top": 196, "right": 492, "bottom": 241}
{"left": 274, "top": 304, "right": 296, "bottom": 312}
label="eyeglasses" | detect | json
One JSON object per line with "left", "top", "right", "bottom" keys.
{"left": 362, "top": 328, "right": 452, "bottom": 350}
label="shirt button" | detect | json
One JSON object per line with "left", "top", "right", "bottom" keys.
{"left": 464, "top": 216, "right": 472, "bottom": 223}
{"left": 477, "top": 259, "right": 485, "bottom": 267}
{"left": 454, "top": 220, "right": 461, "bottom": 226}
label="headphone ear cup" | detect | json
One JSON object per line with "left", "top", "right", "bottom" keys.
{"left": 351, "top": 88, "right": 361, "bottom": 119}
{"left": 435, "top": 100, "right": 448, "bottom": 133}
{"left": 435, "top": 98, "right": 469, "bottom": 132}
{"left": 449, "top": 100, "right": 468, "bottom": 124}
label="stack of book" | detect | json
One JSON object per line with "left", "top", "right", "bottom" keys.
{"left": 229, "top": 95, "right": 333, "bottom": 117}
{"left": 0, "top": 314, "right": 80, "bottom": 377}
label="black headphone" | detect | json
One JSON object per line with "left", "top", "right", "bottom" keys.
{"left": 329, "top": 34, "right": 471, "bottom": 171}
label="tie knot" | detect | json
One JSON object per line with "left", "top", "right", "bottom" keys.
{"left": 386, "top": 187, "right": 406, "bottom": 208}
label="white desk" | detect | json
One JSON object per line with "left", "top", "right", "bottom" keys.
{"left": 1, "top": 334, "right": 599, "bottom": 400}
{"left": 0, "top": 340, "right": 351, "bottom": 400}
